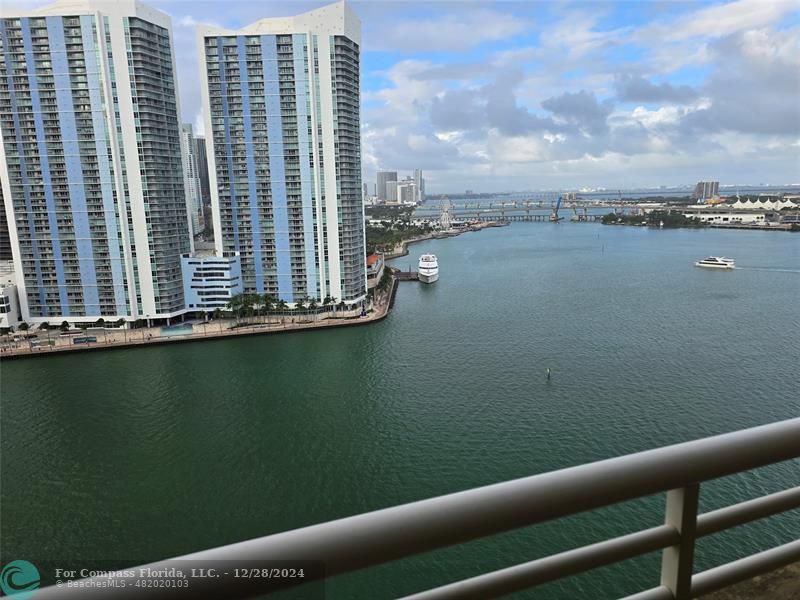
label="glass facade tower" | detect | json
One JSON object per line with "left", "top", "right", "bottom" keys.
{"left": 0, "top": 0, "right": 191, "bottom": 323}
{"left": 199, "top": 2, "right": 366, "bottom": 305}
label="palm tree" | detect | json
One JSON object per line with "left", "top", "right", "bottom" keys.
{"left": 227, "top": 293, "right": 246, "bottom": 325}
{"left": 18, "top": 322, "right": 29, "bottom": 331}
{"left": 115, "top": 318, "right": 126, "bottom": 328}
{"left": 295, "top": 296, "right": 306, "bottom": 311}
{"left": 39, "top": 322, "right": 50, "bottom": 330}
{"left": 261, "top": 294, "right": 276, "bottom": 314}
{"left": 60, "top": 321, "right": 70, "bottom": 332}
{"left": 308, "top": 297, "right": 318, "bottom": 311}
{"left": 95, "top": 318, "right": 105, "bottom": 328}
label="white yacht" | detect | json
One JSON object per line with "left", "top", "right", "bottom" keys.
{"left": 695, "top": 256, "right": 735, "bottom": 269}
{"left": 418, "top": 254, "right": 439, "bottom": 283}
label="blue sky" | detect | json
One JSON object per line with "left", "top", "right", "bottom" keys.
{"left": 19, "top": 0, "right": 800, "bottom": 192}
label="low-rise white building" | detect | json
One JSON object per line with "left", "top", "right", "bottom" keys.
{"left": 181, "top": 253, "right": 243, "bottom": 313}
{"left": 681, "top": 207, "right": 778, "bottom": 224}
{"left": 728, "top": 198, "right": 799, "bottom": 211}
{"left": 0, "top": 263, "right": 20, "bottom": 330}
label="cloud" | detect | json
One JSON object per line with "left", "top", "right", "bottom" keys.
{"left": 677, "top": 27, "right": 800, "bottom": 136}
{"left": 615, "top": 74, "right": 699, "bottom": 104}
{"left": 640, "top": 0, "right": 798, "bottom": 42}
{"left": 144, "top": 0, "right": 798, "bottom": 191}
{"left": 541, "top": 90, "right": 614, "bottom": 135}
{"left": 368, "top": 9, "right": 529, "bottom": 52}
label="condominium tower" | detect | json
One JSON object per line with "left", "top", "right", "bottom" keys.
{"left": 0, "top": 0, "right": 191, "bottom": 323}
{"left": 377, "top": 170, "right": 397, "bottom": 201}
{"left": 179, "top": 122, "right": 203, "bottom": 237}
{"left": 198, "top": 2, "right": 367, "bottom": 305}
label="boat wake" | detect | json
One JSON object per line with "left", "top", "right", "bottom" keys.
{"left": 733, "top": 267, "right": 800, "bottom": 274}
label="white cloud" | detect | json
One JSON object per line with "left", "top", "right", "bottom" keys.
{"left": 368, "top": 10, "right": 529, "bottom": 52}
{"left": 636, "top": 0, "right": 796, "bottom": 42}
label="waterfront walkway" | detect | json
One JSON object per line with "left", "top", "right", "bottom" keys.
{"left": 0, "top": 279, "right": 397, "bottom": 360}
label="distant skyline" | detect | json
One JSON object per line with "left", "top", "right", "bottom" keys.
{"left": 13, "top": 0, "right": 800, "bottom": 192}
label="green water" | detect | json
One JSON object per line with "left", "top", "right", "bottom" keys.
{"left": 1, "top": 224, "right": 798, "bottom": 598}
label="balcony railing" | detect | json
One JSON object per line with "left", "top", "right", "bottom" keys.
{"left": 34, "top": 418, "right": 800, "bottom": 599}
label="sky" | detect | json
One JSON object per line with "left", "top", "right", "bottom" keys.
{"left": 18, "top": 0, "right": 800, "bottom": 192}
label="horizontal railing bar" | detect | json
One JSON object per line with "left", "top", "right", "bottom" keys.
{"left": 34, "top": 418, "right": 800, "bottom": 599}
{"left": 691, "top": 538, "right": 800, "bottom": 597}
{"left": 696, "top": 486, "right": 800, "bottom": 538}
{"left": 399, "top": 525, "right": 679, "bottom": 600}
{"left": 619, "top": 585, "right": 674, "bottom": 600}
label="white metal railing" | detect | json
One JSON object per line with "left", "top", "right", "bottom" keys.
{"left": 33, "top": 418, "right": 800, "bottom": 599}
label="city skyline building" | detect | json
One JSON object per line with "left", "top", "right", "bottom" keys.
{"left": 0, "top": 0, "right": 192, "bottom": 324}
{"left": 198, "top": 1, "right": 367, "bottom": 306}
{"left": 179, "top": 122, "right": 203, "bottom": 237}
{"left": 376, "top": 170, "right": 397, "bottom": 201}
{"left": 413, "top": 168, "right": 425, "bottom": 203}
{"left": 397, "top": 179, "right": 417, "bottom": 205}
{"left": 693, "top": 181, "right": 720, "bottom": 203}
{"left": 193, "top": 135, "right": 211, "bottom": 228}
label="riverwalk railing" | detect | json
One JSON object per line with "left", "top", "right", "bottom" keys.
{"left": 34, "top": 418, "right": 800, "bottom": 599}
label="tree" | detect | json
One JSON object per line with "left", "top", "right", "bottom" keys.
{"left": 323, "top": 295, "right": 333, "bottom": 306}
{"left": 308, "top": 297, "right": 318, "bottom": 310}
{"left": 39, "top": 322, "right": 50, "bottom": 330}
{"left": 115, "top": 318, "right": 126, "bottom": 328}
{"left": 18, "top": 322, "right": 29, "bottom": 331}
{"left": 261, "top": 294, "right": 276, "bottom": 315}
{"left": 295, "top": 296, "right": 306, "bottom": 311}
{"left": 95, "top": 318, "right": 105, "bottom": 328}
{"left": 60, "top": 321, "right": 70, "bottom": 332}
{"left": 276, "top": 299, "right": 288, "bottom": 312}
{"left": 212, "top": 308, "right": 223, "bottom": 321}
{"left": 227, "top": 293, "right": 246, "bottom": 323}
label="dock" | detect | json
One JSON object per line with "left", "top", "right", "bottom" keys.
{"left": 395, "top": 271, "right": 419, "bottom": 281}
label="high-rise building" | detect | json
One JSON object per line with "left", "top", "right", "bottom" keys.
{"left": 377, "top": 171, "right": 397, "bottom": 201}
{"left": 199, "top": 1, "right": 366, "bottom": 306}
{"left": 180, "top": 123, "right": 203, "bottom": 236}
{"left": 0, "top": 184, "right": 12, "bottom": 261}
{"left": 413, "top": 169, "right": 425, "bottom": 203}
{"left": 397, "top": 179, "right": 417, "bottom": 205}
{"left": 193, "top": 135, "right": 211, "bottom": 226}
{"left": 0, "top": 0, "right": 191, "bottom": 323}
{"left": 692, "top": 181, "right": 720, "bottom": 203}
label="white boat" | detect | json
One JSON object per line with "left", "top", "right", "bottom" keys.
{"left": 695, "top": 256, "right": 735, "bottom": 269}
{"left": 418, "top": 254, "right": 439, "bottom": 283}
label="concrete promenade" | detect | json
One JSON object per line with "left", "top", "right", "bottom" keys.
{"left": 0, "top": 278, "right": 397, "bottom": 360}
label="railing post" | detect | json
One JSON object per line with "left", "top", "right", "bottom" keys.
{"left": 660, "top": 484, "right": 699, "bottom": 599}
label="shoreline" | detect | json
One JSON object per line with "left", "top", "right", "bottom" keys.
{"left": 383, "top": 220, "right": 505, "bottom": 259}
{"left": 2, "top": 220, "right": 501, "bottom": 361}
{"left": 0, "top": 277, "right": 399, "bottom": 361}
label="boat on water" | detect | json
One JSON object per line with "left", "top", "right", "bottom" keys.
{"left": 695, "top": 256, "right": 735, "bottom": 269}
{"left": 418, "top": 254, "right": 439, "bottom": 283}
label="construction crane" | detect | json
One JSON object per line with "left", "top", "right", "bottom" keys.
{"left": 550, "top": 194, "right": 565, "bottom": 222}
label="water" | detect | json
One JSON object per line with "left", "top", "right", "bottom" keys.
{"left": 1, "top": 224, "right": 798, "bottom": 598}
